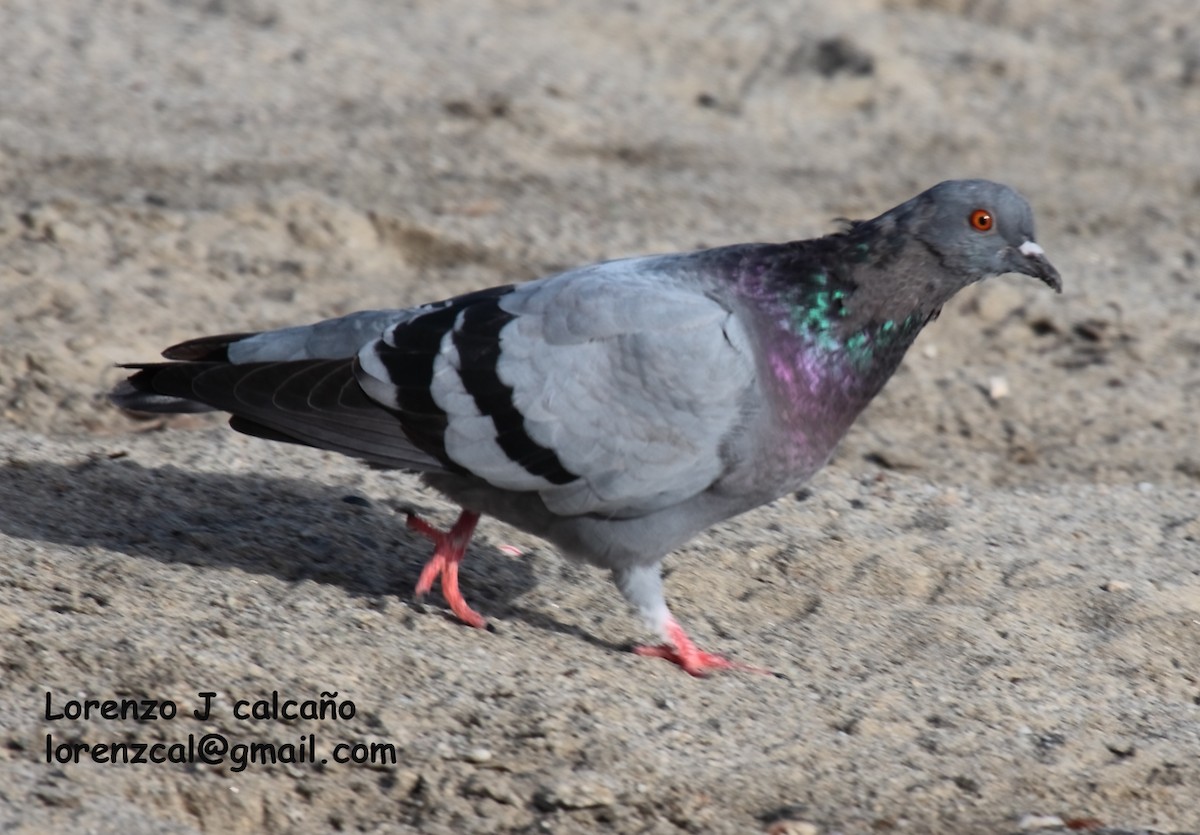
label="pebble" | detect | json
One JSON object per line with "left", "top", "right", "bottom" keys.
{"left": 462, "top": 773, "right": 520, "bottom": 805}
{"left": 1018, "top": 813, "right": 1065, "bottom": 830}
{"left": 534, "top": 776, "right": 616, "bottom": 810}
{"left": 767, "top": 822, "right": 820, "bottom": 835}
{"left": 464, "top": 747, "right": 493, "bottom": 764}
{"left": 988, "top": 375, "right": 1010, "bottom": 401}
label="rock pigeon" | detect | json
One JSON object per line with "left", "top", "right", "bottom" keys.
{"left": 111, "top": 179, "right": 1061, "bottom": 676}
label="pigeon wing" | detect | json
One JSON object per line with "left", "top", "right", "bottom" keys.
{"left": 357, "top": 256, "right": 759, "bottom": 517}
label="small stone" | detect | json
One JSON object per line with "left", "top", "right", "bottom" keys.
{"left": 988, "top": 375, "right": 1010, "bottom": 401}
{"left": 766, "top": 821, "right": 820, "bottom": 835}
{"left": 935, "top": 488, "right": 965, "bottom": 507}
{"left": 1017, "top": 813, "right": 1065, "bottom": 830}
{"left": 464, "top": 747, "right": 493, "bottom": 764}
{"left": 32, "top": 784, "right": 81, "bottom": 809}
{"left": 1102, "top": 579, "right": 1132, "bottom": 592}
{"left": 463, "top": 773, "right": 520, "bottom": 805}
{"left": 534, "top": 776, "right": 616, "bottom": 810}
{"left": 1106, "top": 740, "right": 1136, "bottom": 759}
{"left": 392, "top": 769, "right": 422, "bottom": 795}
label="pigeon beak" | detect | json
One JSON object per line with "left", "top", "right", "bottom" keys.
{"left": 1012, "top": 240, "right": 1062, "bottom": 293}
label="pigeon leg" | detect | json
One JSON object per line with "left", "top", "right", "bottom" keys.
{"left": 633, "top": 617, "right": 757, "bottom": 676}
{"left": 613, "top": 564, "right": 772, "bottom": 677}
{"left": 406, "top": 510, "right": 485, "bottom": 629}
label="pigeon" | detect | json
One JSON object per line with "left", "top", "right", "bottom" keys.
{"left": 111, "top": 179, "right": 1061, "bottom": 676}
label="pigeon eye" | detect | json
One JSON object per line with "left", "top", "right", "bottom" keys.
{"left": 969, "top": 209, "right": 994, "bottom": 231}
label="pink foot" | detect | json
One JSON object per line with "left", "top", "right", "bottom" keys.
{"left": 407, "top": 510, "right": 486, "bottom": 629}
{"left": 634, "top": 619, "right": 776, "bottom": 677}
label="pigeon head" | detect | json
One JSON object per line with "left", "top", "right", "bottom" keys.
{"left": 895, "top": 179, "right": 1062, "bottom": 293}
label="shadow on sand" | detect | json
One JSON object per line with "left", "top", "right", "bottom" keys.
{"left": 0, "top": 452, "right": 629, "bottom": 654}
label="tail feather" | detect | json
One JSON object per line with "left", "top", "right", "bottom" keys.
{"left": 162, "top": 332, "right": 259, "bottom": 362}
{"left": 110, "top": 365, "right": 221, "bottom": 414}
{"left": 109, "top": 359, "right": 445, "bottom": 472}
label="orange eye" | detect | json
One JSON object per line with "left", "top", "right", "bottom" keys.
{"left": 969, "top": 209, "right": 994, "bottom": 231}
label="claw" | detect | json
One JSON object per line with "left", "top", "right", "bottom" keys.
{"left": 634, "top": 618, "right": 775, "bottom": 677}
{"left": 406, "top": 510, "right": 486, "bottom": 629}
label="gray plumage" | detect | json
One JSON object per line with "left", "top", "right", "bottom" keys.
{"left": 112, "top": 179, "right": 1061, "bottom": 675}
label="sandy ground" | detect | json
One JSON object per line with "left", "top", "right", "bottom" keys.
{"left": 1, "top": 1, "right": 1198, "bottom": 832}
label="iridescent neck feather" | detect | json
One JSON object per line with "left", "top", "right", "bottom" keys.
{"left": 730, "top": 231, "right": 941, "bottom": 458}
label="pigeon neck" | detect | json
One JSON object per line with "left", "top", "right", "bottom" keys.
{"left": 728, "top": 235, "right": 946, "bottom": 467}
{"left": 736, "top": 238, "right": 939, "bottom": 393}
